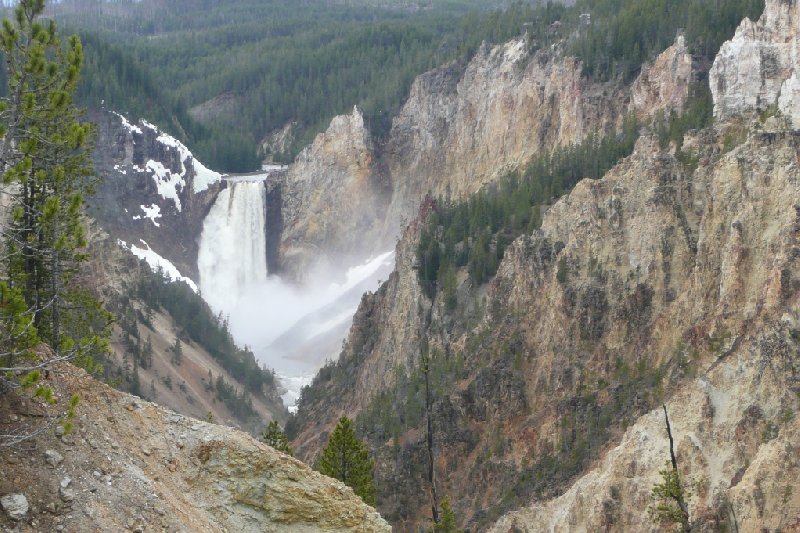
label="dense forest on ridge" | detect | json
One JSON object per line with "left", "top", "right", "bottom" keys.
{"left": 0, "top": 0, "right": 764, "bottom": 171}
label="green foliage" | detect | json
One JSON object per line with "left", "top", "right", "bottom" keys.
{"left": 650, "top": 462, "right": 691, "bottom": 531}
{"left": 356, "top": 350, "right": 467, "bottom": 444}
{"left": 0, "top": 0, "right": 757, "bottom": 173}
{"left": 556, "top": 256, "right": 569, "bottom": 285}
{"left": 170, "top": 338, "right": 182, "bottom": 366}
{"left": 317, "top": 416, "right": 377, "bottom": 506}
{"left": 62, "top": 393, "right": 79, "bottom": 435}
{"left": 433, "top": 497, "right": 462, "bottom": 533}
{"left": 417, "top": 115, "right": 640, "bottom": 295}
{"left": 28, "top": 1, "right": 563, "bottom": 171}
{"left": 133, "top": 268, "right": 275, "bottom": 395}
{"left": 0, "top": 281, "right": 38, "bottom": 373}
{"left": 572, "top": 0, "right": 764, "bottom": 82}
{"left": 214, "top": 374, "right": 257, "bottom": 421}
{"left": 721, "top": 124, "right": 749, "bottom": 154}
{"left": 0, "top": 0, "right": 759, "bottom": 173}
{"left": 262, "top": 420, "right": 293, "bottom": 456}
{"left": 0, "top": 0, "right": 112, "bottom": 447}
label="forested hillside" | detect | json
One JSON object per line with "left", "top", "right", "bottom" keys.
{"left": 83, "top": 0, "right": 760, "bottom": 172}
{"left": 0, "top": 0, "right": 763, "bottom": 172}
{"left": 0, "top": 0, "right": 574, "bottom": 171}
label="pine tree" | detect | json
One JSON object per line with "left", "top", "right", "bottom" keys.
{"left": 0, "top": 0, "right": 107, "bottom": 446}
{"left": 170, "top": 338, "right": 182, "bottom": 365}
{"left": 433, "top": 497, "right": 462, "bottom": 533}
{"left": 141, "top": 335, "right": 153, "bottom": 369}
{"left": 316, "top": 416, "right": 377, "bottom": 506}
{"left": 262, "top": 420, "right": 292, "bottom": 456}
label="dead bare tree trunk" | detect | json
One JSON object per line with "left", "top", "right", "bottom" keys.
{"left": 423, "top": 347, "right": 439, "bottom": 524}
{"left": 662, "top": 405, "right": 691, "bottom": 532}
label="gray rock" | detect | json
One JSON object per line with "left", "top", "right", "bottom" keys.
{"left": 59, "top": 487, "right": 76, "bottom": 503}
{"left": 55, "top": 425, "right": 65, "bottom": 437}
{"left": 58, "top": 476, "right": 76, "bottom": 502}
{"left": 1, "top": 493, "right": 29, "bottom": 521}
{"left": 45, "top": 449, "right": 64, "bottom": 467}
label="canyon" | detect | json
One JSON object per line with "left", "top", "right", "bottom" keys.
{"left": 4, "top": 0, "right": 799, "bottom": 531}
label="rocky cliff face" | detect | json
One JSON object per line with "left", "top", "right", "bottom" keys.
{"left": 487, "top": 123, "right": 800, "bottom": 531}
{"left": 281, "top": 107, "right": 390, "bottom": 275}
{"left": 295, "top": 124, "right": 800, "bottom": 529}
{"left": 0, "top": 365, "right": 389, "bottom": 532}
{"left": 289, "top": 2, "right": 800, "bottom": 529}
{"left": 280, "top": 35, "right": 693, "bottom": 276}
{"left": 711, "top": 0, "right": 800, "bottom": 126}
{"left": 89, "top": 110, "right": 223, "bottom": 280}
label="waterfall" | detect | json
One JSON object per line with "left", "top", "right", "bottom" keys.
{"left": 196, "top": 175, "right": 394, "bottom": 410}
{"left": 197, "top": 181, "right": 267, "bottom": 314}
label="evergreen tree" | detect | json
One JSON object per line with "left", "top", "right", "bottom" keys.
{"left": 170, "top": 338, "right": 182, "bottom": 365}
{"left": 141, "top": 334, "right": 153, "bottom": 369}
{"left": 433, "top": 497, "right": 462, "bottom": 533}
{"left": 261, "top": 420, "right": 292, "bottom": 456}
{"left": 317, "top": 416, "right": 376, "bottom": 506}
{"left": 0, "top": 0, "right": 107, "bottom": 446}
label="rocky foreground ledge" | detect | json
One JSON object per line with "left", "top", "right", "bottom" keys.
{"left": 0, "top": 365, "right": 389, "bottom": 532}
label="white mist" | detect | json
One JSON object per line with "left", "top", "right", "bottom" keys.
{"left": 197, "top": 178, "right": 393, "bottom": 411}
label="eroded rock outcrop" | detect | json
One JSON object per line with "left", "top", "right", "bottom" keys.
{"left": 287, "top": 4, "right": 800, "bottom": 530}
{"left": 281, "top": 36, "right": 692, "bottom": 276}
{"left": 710, "top": 0, "right": 800, "bottom": 125}
{"left": 630, "top": 34, "right": 693, "bottom": 117}
{"left": 0, "top": 365, "right": 389, "bottom": 532}
{"left": 294, "top": 118, "right": 800, "bottom": 531}
{"left": 281, "top": 106, "right": 390, "bottom": 275}
{"left": 486, "top": 125, "right": 800, "bottom": 530}
{"left": 89, "top": 110, "right": 223, "bottom": 280}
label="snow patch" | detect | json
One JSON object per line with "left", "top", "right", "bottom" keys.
{"left": 136, "top": 204, "right": 162, "bottom": 227}
{"left": 145, "top": 160, "right": 185, "bottom": 212}
{"left": 153, "top": 126, "right": 222, "bottom": 193}
{"left": 113, "top": 112, "right": 142, "bottom": 135}
{"left": 154, "top": 128, "right": 222, "bottom": 193}
{"left": 140, "top": 119, "right": 158, "bottom": 132}
{"left": 113, "top": 114, "right": 223, "bottom": 194}
{"left": 193, "top": 160, "right": 223, "bottom": 193}
{"left": 118, "top": 239, "right": 198, "bottom": 292}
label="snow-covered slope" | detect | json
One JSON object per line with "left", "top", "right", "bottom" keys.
{"left": 89, "top": 110, "right": 225, "bottom": 281}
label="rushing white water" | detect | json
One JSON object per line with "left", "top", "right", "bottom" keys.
{"left": 197, "top": 181, "right": 268, "bottom": 314}
{"left": 197, "top": 177, "right": 394, "bottom": 411}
